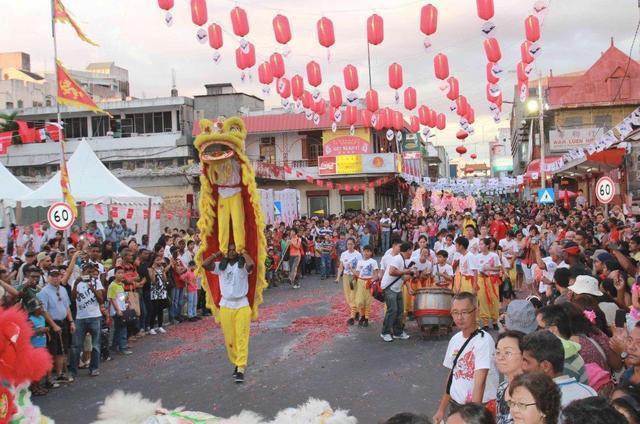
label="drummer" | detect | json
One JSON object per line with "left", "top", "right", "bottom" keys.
{"left": 354, "top": 245, "right": 378, "bottom": 328}
{"left": 432, "top": 250, "right": 454, "bottom": 289}
{"left": 411, "top": 235, "right": 437, "bottom": 264}
{"left": 453, "top": 236, "right": 478, "bottom": 294}
{"left": 475, "top": 238, "right": 501, "bottom": 331}
{"left": 403, "top": 248, "right": 433, "bottom": 320}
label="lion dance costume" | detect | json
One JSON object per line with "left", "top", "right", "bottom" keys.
{"left": 194, "top": 117, "right": 267, "bottom": 373}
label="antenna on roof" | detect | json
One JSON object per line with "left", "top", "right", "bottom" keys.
{"left": 171, "top": 68, "right": 178, "bottom": 97}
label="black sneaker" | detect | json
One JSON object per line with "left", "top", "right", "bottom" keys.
{"left": 358, "top": 317, "right": 365, "bottom": 327}
{"left": 232, "top": 366, "right": 238, "bottom": 377}
{"left": 363, "top": 318, "right": 369, "bottom": 327}
{"left": 355, "top": 312, "right": 360, "bottom": 321}
{"left": 235, "top": 372, "right": 245, "bottom": 383}
{"left": 347, "top": 318, "right": 355, "bottom": 325}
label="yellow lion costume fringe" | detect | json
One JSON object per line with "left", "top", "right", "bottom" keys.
{"left": 194, "top": 117, "right": 267, "bottom": 322}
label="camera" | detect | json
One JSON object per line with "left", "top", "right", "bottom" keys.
{"left": 81, "top": 275, "right": 91, "bottom": 282}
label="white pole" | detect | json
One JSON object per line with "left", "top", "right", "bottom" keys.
{"left": 538, "top": 76, "right": 545, "bottom": 189}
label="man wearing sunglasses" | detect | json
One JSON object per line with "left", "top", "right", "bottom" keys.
{"left": 38, "top": 267, "right": 75, "bottom": 385}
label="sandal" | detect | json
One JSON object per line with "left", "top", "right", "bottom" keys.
{"left": 31, "top": 386, "right": 49, "bottom": 396}
{"left": 78, "top": 360, "right": 89, "bottom": 369}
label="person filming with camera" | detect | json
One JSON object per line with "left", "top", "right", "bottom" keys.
{"left": 379, "top": 242, "right": 415, "bottom": 343}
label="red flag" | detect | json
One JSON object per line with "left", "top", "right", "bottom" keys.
{"left": 16, "top": 121, "right": 37, "bottom": 144}
{"left": 283, "top": 165, "right": 292, "bottom": 174}
{"left": 110, "top": 207, "right": 119, "bottom": 218}
{"left": 143, "top": 209, "right": 149, "bottom": 219}
{"left": 316, "top": 180, "right": 324, "bottom": 187}
{"left": 94, "top": 204, "right": 104, "bottom": 215}
{"left": 296, "top": 171, "right": 304, "bottom": 178}
{"left": 45, "top": 124, "right": 62, "bottom": 141}
{"left": 345, "top": 184, "right": 352, "bottom": 192}
{"left": 336, "top": 183, "right": 343, "bottom": 189}
{"left": 306, "top": 176, "right": 314, "bottom": 184}
{"left": 126, "top": 208, "right": 134, "bottom": 219}
{"left": 326, "top": 181, "right": 334, "bottom": 189}
{"left": 368, "top": 182, "right": 375, "bottom": 188}
{"left": 155, "top": 210, "right": 161, "bottom": 220}
{"left": 56, "top": 60, "right": 111, "bottom": 116}
{"left": 167, "top": 211, "right": 174, "bottom": 220}
{"left": 32, "top": 222, "right": 44, "bottom": 237}
{"left": 53, "top": 0, "right": 98, "bottom": 46}
{"left": 0, "top": 131, "right": 12, "bottom": 155}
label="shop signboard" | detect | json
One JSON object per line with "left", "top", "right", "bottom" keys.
{"left": 317, "top": 153, "right": 399, "bottom": 175}
{"left": 322, "top": 128, "right": 371, "bottom": 156}
{"left": 549, "top": 128, "right": 598, "bottom": 152}
{"left": 336, "top": 155, "right": 363, "bottom": 174}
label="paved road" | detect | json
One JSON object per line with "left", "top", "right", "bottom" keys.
{"left": 34, "top": 274, "right": 453, "bottom": 423}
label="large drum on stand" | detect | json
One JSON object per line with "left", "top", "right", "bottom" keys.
{"left": 414, "top": 288, "right": 454, "bottom": 329}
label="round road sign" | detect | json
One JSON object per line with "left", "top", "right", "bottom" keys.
{"left": 47, "top": 202, "right": 76, "bottom": 231}
{"left": 595, "top": 176, "right": 615, "bottom": 204}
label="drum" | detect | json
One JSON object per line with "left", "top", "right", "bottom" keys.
{"left": 414, "top": 288, "right": 454, "bottom": 328}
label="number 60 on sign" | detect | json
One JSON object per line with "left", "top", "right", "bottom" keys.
{"left": 47, "top": 202, "right": 76, "bottom": 231}
{"left": 595, "top": 176, "right": 615, "bottom": 204}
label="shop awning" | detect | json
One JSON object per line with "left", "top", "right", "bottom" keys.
{"left": 523, "top": 156, "right": 563, "bottom": 180}
{"left": 555, "top": 146, "right": 626, "bottom": 175}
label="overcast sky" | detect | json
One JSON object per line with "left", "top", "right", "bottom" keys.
{"left": 2, "top": 0, "right": 639, "bottom": 163}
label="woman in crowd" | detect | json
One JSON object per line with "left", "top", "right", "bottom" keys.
{"left": 495, "top": 331, "right": 525, "bottom": 424}
{"left": 507, "top": 372, "right": 561, "bottom": 424}
{"left": 611, "top": 386, "right": 640, "bottom": 424}
{"left": 147, "top": 253, "right": 169, "bottom": 334}
{"left": 447, "top": 403, "right": 496, "bottom": 424}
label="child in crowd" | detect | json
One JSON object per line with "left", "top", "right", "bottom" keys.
{"left": 28, "top": 298, "right": 50, "bottom": 396}
{"left": 265, "top": 248, "right": 276, "bottom": 288}
{"left": 317, "top": 234, "right": 334, "bottom": 280}
{"left": 354, "top": 246, "right": 378, "bottom": 327}
{"left": 108, "top": 268, "right": 131, "bottom": 355}
{"left": 185, "top": 261, "right": 200, "bottom": 322}
{"left": 432, "top": 250, "right": 454, "bottom": 289}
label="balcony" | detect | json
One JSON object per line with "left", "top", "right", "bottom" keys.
{"left": 250, "top": 160, "right": 285, "bottom": 180}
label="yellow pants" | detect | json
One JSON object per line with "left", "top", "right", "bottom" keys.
{"left": 454, "top": 272, "right": 476, "bottom": 294}
{"left": 403, "top": 284, "right": 414, "bottom": 315}
{"left": 219, "top": 305, "right": 251, "bottom": 369}
{"left": 218, "top": 192, "right": 246, "bottom": 254}
{"left": 355, "top": 278, "right": 372, "bottom": 318}
{"left": 342, "top": 274, "right": 357, "bottom": 318}
{"left": 477, "top": 275, "right": 500, "bottom": 324}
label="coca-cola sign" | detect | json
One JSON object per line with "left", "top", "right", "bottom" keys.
{"left": 318, "top": 156, "right": 337, "bottom": 175}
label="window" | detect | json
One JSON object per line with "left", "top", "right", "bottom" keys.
{"left": 124, "top": 112, "right": 172, "bottom": 135}
{"left": 594, "top": 114, "right": 612, "bottom": 131}
{"left": 308, "top": 138, "right": 322, "bottom": 165}
{"left": 5, "top": 102, "right": 13, "bottom": 109}
{"left": 308, "top": 196, "right": 328, "bottom": 218}
{"left": 63, "top": 117, "right": 88, "bottom": 139}
{"left": 260, "top": 137, "right": 276, "bottom": 163}
{"left": 91, "top": 116, "right": 111, "bottom": 137}
{"left": 109, "top": 161, "right": 123, "bottom": 169}
{"left": 341, "top": 195, "right": 364, "bottom": 212}
{"left": 45, "top": 99, "right": 51, "bottom": 107}
{"left": 17, "top": 100, "right": 23, "bottom": 108}
{"left": 563, "top": 116, "right": 583, "bottom": 128}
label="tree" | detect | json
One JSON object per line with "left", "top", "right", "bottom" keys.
{"left": 0, "top": 112, "right": 21, "bottom": 145}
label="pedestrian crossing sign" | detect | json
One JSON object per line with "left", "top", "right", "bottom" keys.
{"left": 537, "top": 188, "right": 555, "bottom": 204}
{"left": 274, "top": 201, "right": 282, "bottom": 215}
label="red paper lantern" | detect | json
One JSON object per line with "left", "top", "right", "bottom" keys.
{"left": 270, "top": 53, "right": 285, "bottom": 78}
{"left": 524, "top": 15, "right": 541, "bottom": 43}
{"left": 191, "top": 0, "right": 207, "bottom": 26}
{"left": 343, "top": 65, "right": 359, "bottom": 91}
{"left": 456, "top": 129, "right": 469, "bottom": 140}
{"left": 403, "top": 87, "right": 417, "bottom": 110}
{"left": 476, "top": 0, "right": 495, "bottom": 20}
{"left": 470, "top": 153, "right": 478, "bottom": 160}
{"left": 374, "top": 110, "right": 386, "bottom": 130}
{"left": 486, "top": 62, "right": 500, "bottom": 84}
{"left": 329, "top": 85, "right": 342, "bottom": 108}
{"left": 306, "top": 61, "right": 322, "bottom": 87}
{"left": 433, "top": 53, "right": 449, "bottom": 80}
{"left": 235, "top": 47, "right": 247, "bottom": 70}
{"left": 273, "top": 14, "right": 291, "bottom": 44}
{"left": 409, "top": 115, "right": 420, "bottom": 133}
{"left": 208, "top": 23, "right": 223, "bottom": 49}
{"left": 436, "top": 113, "right": 446, "bottom": 130}
{"left": 291, "top": 74, "right": 304, "bottom": 99}
{"left": 158, "top": 0, "right": 173, "bottom": 11}
{"left": 388, "top": 63, "right": 403, "bottom": 90}
{"left": 345, "top": 106, "right": 358, "bottom": 125}
{"left": 278, "top": 77, "right": 291, "bottom": 98}
{"left": 383, "top": 108, "right": 394, "bottom": 128}
{"left": 392, "top": 111, "right": 404, "bottom": 131}
{"left": 456, "top": 145, "right": 467, "bottom": 155}
{"left": 429, "top": 109, "right": 438, "bottom": 128}
{"left": 314, "top": 99, "right": 327, "bottom": 115}
{"left": 456, "top": 95, "right": 468, "bottom": 117}
{"left": 301, "top": 91, "right": 313, "bottom": 109}
{"left": 418, "top": 105, "right": 430, "bottom": 126}
{"left": 420, "top": 4, "right": 438, "bottom": 36}
{"left": 362, "top": 109, "right": 373, "bottom": 127}
{"left": 446, "top": 76, "right": 459, "bottom": 101}
{"left": 516, "top": 61, "right": 529, "bottom": 82}
{"left": 365, "top": 89, "right": 379, "bottom": 112}
{"left": 258, "top": 62, "right": 273, "bottom": 85}
{"left": 317, "top": 17, "right": 335, "bottom": 48}
{"left": 466, "top": 107, "right": 475, "bottom": 124}
{"left": 230, "top": 6, "right": 249, "bottom": 37}
{"left": 521, "top": 41, "right": 534, "bottom": 64}
{"left": 241, "top": 42, "right": 255, "bottom": 68}
{"left": 483, "top": 38, "right": 502, "bottom": 63}
{"left": 367, "top": 14, "right": 384, "bottom": 45}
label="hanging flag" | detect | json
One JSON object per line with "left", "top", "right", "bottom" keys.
{"left": 16, "top": 121, "right": 37, "bottom": 144}
{"left": 126, "top": 208, "right": 134, "bottom": 219}
{"left": 110, "top": 206, "right": 119, "bottom": 219}
{"left": 155, "top": 210, "right": 161, "bottom": 220}
{"left": 143, "top": 209, "right": 149, "bottom": 220}
{"left": 0, "top": 131, "right": 12, "bottom": 155}
{"left": 56, "top": 60, "right": 112, "bottom": 116}
{"left": 94, "top": 204, "right": 104, "bottom": 215}
{"left": 53, "top": 0, "right": 99, "bottom": 46}
{"left": 59, "top": 138, "right": 78, "bottom": 219}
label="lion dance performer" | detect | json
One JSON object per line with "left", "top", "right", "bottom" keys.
{"left": 194, "top": 117, "right": 267, "bottom": 384}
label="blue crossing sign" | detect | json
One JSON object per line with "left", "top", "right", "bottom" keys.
{"left": 537, "top": 188, "right": 555, "bottom": 204}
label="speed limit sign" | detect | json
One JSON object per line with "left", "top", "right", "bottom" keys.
{"left": 595, "top": 176, "right": 616, "bottom": 204}
{"left": 47, "top": 202, "right": 76, "bottom": 230}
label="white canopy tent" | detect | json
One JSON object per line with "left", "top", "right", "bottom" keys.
{"left": 0, "top": 161, "right": 33, "bottom": 227}
{"left": 20, "top": 140, "right": 158, "bottom": 207}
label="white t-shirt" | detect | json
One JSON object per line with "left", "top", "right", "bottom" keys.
{"left": 380, "top": 250, "right": 396, "bottom": 271}
{"left": 538, "top": 257, "right": 569, "bottom": 294}
{"left": 476, "top": 252, "right": 501, "bottom": 276}
{"left": 380, "top": 217, "right": 391, "bottom": 232}
{"left": 73, "top": 278, "right": 105, "bottom": 319}
{"left": 340, "top": 250, "right": 363, "bottom": 276}
{"left": 180, "top": 250, "right": 193, "bottom": 267}
{"left": 432, "top": 262, "right": 454, "bottom": 286}
{"left": 414, "top": 257, "right": 433, "bottom": 274}
{"left": 443, "top": 330, "right": 499, "bottom": 404}
{"left": 468, "top": 237, "right": 480, "bottom": 254}
{"left": 355, "top": 258, "right": 379, "bottom": 280}
{"left": 217, "top": 159, "right": 242, "bottom": 198}
{"left": 411, "top": 248, "right": 437, "bottom": 264}
{"left": 499, "top": 238, "right": 518, "bottom": 259}
{"left": 212, "top": 261, "right": 250, "bottom": 309}
{"left": 445, "top": 244, "right": 457, "bottom": 264}
{"left": 457, "top": 252, "right": 478, "bottom": 277}
{"left": 381, "top": 254, "right": 408, "bottom": 292}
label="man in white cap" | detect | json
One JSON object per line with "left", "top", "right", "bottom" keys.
{"left": 568, "top": 274, "right": 603, "bottom": 297}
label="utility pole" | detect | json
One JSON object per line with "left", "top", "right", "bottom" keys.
{"left": 538, "top": 75, "right": 546, "bottom": 189}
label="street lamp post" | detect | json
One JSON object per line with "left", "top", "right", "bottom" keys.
{"left": 526, "top": 76, "right": 546, "bottom": 189}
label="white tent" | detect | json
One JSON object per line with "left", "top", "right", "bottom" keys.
{"left": 0, "top": 161, "right": 32, "bottom": 207}
{"left": 20, "top": 140, "right": 157, "bottom": 207}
